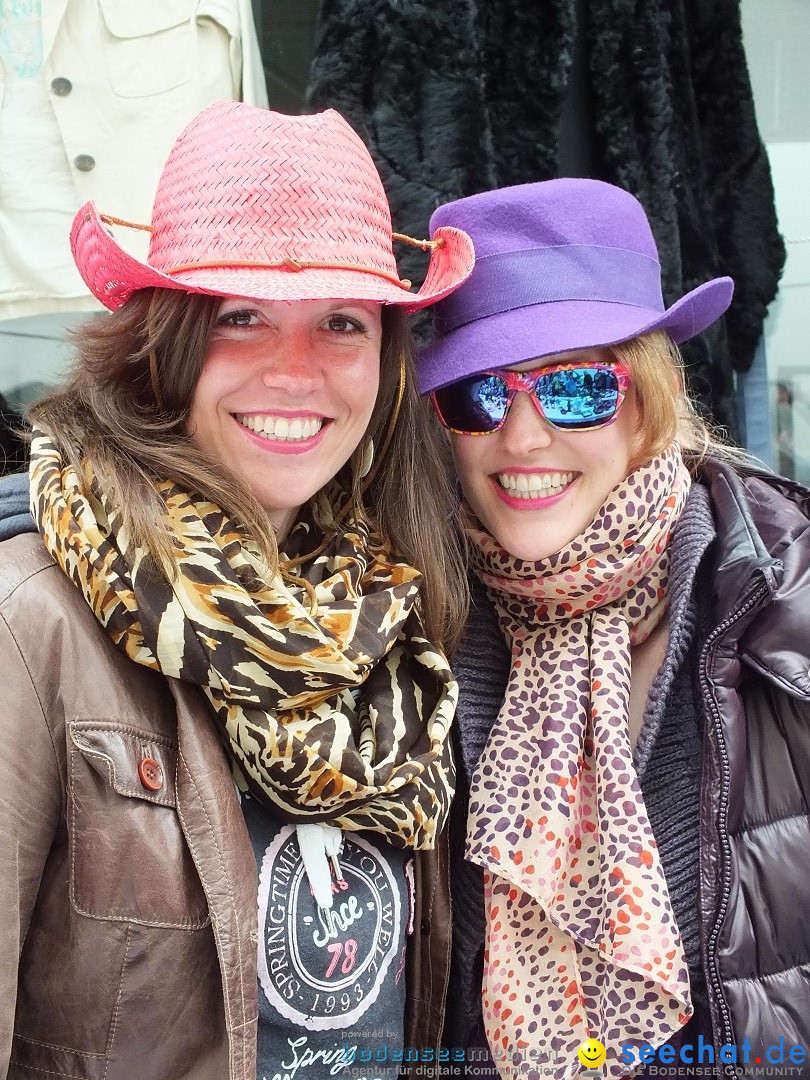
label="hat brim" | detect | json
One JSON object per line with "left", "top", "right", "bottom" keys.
{"left": 416, "top": 277, "right": 734, "bottom": 393}
{"left": 70, "top": 203, "right": 475, "bottom": 313}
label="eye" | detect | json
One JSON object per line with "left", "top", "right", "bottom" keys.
{"left": 215, "top": 307, "right": 260, "bottom": 328}
{"left": 324, "top": 312, "right": 365, "bottom": 335}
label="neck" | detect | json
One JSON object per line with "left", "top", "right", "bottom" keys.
{"left": 267, "top": 506, "right": 299, "bottom": 544}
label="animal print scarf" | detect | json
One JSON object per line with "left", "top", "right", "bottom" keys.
{"left": 464, "top": 444, "right": 693, "bottom": 1077}
{"left": 30, "top": 431, "right": 457, "bottom": 848}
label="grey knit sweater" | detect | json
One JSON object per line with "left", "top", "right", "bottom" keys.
{"left": 0, "top": 471, "right": 35, "bottom": 542}
{"left": 445, "top": 482, "right": 718, "bottom": 1060}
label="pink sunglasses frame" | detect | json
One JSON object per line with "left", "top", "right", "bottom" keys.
{"left": 431, "top": 359, "right": 632, "bottom": 436}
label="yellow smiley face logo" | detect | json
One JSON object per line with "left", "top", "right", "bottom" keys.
{"left": 577, "top": 1039, "right": 607, "bottom": 1069}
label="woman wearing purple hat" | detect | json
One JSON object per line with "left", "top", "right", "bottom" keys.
{"left": 416, "top": 179, "right": 810, "bottom": 1077}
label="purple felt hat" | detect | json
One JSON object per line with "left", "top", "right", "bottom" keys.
{"left": 415, "top": 178, "right": 734, "bottom": 393}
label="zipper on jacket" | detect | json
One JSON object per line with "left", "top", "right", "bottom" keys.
{"left": 699, "top": 580, "right": 769, "bottom": 1069}
{"left": 436, "top": 840, "right": 453, "bottom": 1077}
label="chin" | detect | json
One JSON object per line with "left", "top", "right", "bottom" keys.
{"left": 492, "top": 513, "right": 588, "bottom": 561}
{"left": 488, "top": 527, "right": 550, "bottom": 563}
{"left": 508, "top": 543, "right": 558, "bottom": 563}
{"left": 253, "top": 478, "right": 320, "bottom": 513}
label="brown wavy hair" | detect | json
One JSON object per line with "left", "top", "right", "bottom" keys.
{"left": 29, "top": 288, "right": 469, "bottom": 653}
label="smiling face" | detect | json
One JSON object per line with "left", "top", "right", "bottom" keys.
{"left": 577, "top": 1039, "right": 607, "bottom": 1069}
{"left": 188, "top": 297, "right": 382, "bottom": 539}
{"left": 450, "top": 347, "right": 641, "bottom": 562}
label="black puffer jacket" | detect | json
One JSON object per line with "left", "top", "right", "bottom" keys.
{"left": 447, "top": 459, "right": 810, "bottom": 1072}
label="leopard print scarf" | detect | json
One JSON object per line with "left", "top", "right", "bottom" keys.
{"left": 464, "top": 444, "right": 692, "bottom": 1077}
{"left": 30, "top": 431, "right": 456, "bottom": 848}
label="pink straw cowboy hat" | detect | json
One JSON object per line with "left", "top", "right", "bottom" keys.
{"left": 70, "top": 100, "right": 475, "bottom": 312}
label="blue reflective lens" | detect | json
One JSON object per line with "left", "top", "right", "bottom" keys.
{"left": 434, "top": 373, "right": 509, "bottom": 432}
{"left": 534, "top": 367, "right": 620, "bottom": 429}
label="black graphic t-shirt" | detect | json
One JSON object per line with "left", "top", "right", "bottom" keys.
{"left": 242, "top": 794, "right": 413, "bottom": 1080}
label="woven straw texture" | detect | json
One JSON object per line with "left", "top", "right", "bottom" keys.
{"left": 70, "top": 101, "right": 474, "bottom": 311}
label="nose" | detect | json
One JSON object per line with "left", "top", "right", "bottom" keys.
{"left": 498, "top": 390, "right": 554, "bottom": 455}
{"left": 259, "top": 325, "right": 325, "bottom": 396}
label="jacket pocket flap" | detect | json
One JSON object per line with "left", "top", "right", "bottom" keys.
{"left": 98, "top": 0, "right": 195, "bottom": 38}
{"left": 70, "top": 722, "right": 177, "bottom": 808}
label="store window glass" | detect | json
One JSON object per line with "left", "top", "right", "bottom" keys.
{"left": 252, "top": 0, "right": 319, "bottom": 113}
{"left": 743, "top": 0, "right": 810, "bottom": 481}
{"left": 0, "top": 0, "right": 274, "bottom": 471}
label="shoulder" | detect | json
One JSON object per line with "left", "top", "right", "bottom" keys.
{"left": 0, "top": 532, "right": 90, "bottom": 631}
{"left": 694, "top": 457, "right": 810, "bottom": 559}
{"left": 0, "top": 533, "right": 179, "bottom": 742}
{"left": 694, "top": 458, "right": 810, "bottom": 696}
{"left": 737, "top": 469, "right": 810, "bottom": 548}
{"left": 0, "top": 530, "right": 54, "bottom": 583}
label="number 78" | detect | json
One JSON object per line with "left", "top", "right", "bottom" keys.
{"left": 325, "top": 939, "right": 358, "bottom": 977}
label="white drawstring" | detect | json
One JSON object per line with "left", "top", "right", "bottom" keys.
{"left": 296, "top": 823, "right": 344, "bottom": 910}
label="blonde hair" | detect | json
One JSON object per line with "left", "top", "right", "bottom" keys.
{"left": 29, "top": 288, "right": 469, "bottom": 653}
{"left": 610, "top": 330, "right": 753, "bottom": 472}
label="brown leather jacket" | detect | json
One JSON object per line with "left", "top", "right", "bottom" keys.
{"left": 0, "top": 533, "right": 451, "bottom": 1080}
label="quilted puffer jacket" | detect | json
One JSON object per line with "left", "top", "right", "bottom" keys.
{"left": 698, "top": 459, "right": 810, "bottom": 1055}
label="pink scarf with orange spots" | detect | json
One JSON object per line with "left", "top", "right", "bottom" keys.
{"left": 464, "top": 444, "right": 693, "bottom": 1079}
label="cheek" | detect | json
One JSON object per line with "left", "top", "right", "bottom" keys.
{"left": 340, "top": 352, "right": 381, "bottom": 422}
{"left": 617, "top": 392, "right": 644, "bottom": 468}
{"left": 185, "top": 357, "right": 239, "bottom": 455}
{"left": 450, "top": 433, "right": 489, "bottom": 494}
{"left": 582, "top": 404, "right": 640, "bottom": 485}
{"left": 359, "top": 368, "right": 381, "bottom": 420}
{"left": 447, "top": 434, "right": 492, "bottom": 509}
{"left": 186, "top": 383, "right": 207, "bottom": 443}
{"left": 186, "top": 370, "right": 217, "bottom": 444}
{"left": 576, "top": 441, "right": 630, "bottom": 509}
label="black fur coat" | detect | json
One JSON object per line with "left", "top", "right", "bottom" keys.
{"left": 307, "top": 0, "right": 785, "bottom": 433}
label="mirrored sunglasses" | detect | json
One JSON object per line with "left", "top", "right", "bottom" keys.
{"left": 431, "top": 360, "right": 631, "bottom": 435}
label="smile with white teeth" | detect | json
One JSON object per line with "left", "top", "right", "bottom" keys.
{"left": 235, "top": 413, "right": 325, "bottom": 441}
{"left": 497, "top": 471, "right": 576, "bottom": 498}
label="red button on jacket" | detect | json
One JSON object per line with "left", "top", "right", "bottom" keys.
{"left": 138, "top": 757, "right": 163, "bottom": 791}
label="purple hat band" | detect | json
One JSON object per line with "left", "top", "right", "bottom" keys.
{"left": 414, "top": 179, "right": 734, "bottom": 395}
{"left": 433, "top": 244, "right": 663, "bottom": 334}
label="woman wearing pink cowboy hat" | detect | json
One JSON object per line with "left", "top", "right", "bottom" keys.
{"left": 416, "top": 179, "right": 810, "bottom": 1078}
{"left": 0, "top": 100, "right": 474, "bottom": 1079}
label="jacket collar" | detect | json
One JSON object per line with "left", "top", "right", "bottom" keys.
{"left": 41, "top": 0, "right": 70, "bottom": 64}
{"left": 701, "top": 457, "right": 810, "bottom": 700}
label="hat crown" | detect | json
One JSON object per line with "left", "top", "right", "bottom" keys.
{"left": 415, "top": 177, "right": 733, "bottom": 394}
{"left": 429, "top": 179, "right": 660, "bottom": 263}
{"left": 147, "top": 101, "right": 397, "bottom": 275}
{"left": 70, "top": 101, "right": 475, "bottom": 311}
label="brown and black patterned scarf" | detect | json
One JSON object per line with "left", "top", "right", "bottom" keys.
{"left": 30, "top": 431, "right": 457, "bottom": 848}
